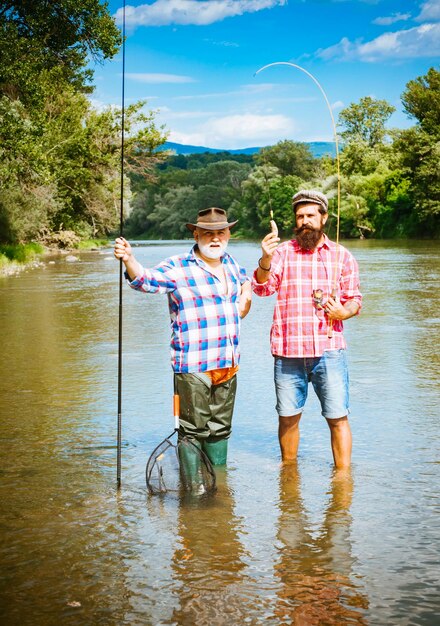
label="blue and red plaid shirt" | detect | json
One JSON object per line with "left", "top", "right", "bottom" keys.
{"left": 127, "top": 245, "right": 248, "bottom": 373}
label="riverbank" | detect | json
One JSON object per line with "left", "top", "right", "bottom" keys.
{"left": 0, "top": 240, "right": 109, "bottom": 277}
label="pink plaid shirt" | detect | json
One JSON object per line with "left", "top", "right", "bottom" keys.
{"left": 252, "top": 235, "right": 362, "bottom": 358}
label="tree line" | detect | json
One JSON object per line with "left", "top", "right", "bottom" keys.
{"left": 126, "top": 68, "right": 440, "bottom": 241}
{"left": 1, "top": 1, "right": 439, "bottom": 246}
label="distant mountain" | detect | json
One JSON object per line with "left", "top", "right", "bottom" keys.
{"left": 161, "top": 140, "right": 336, "bottom": 158}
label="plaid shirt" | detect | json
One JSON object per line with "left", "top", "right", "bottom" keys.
{"left": 252, "top": 235, "right": 362, "bottom": 358}
{"left": 127, "top": 245, "right": 248, "bottom": 373}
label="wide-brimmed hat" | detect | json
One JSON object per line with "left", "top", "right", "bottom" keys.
{"left": 292, "top": 189, "right": 328, "bottom": 213}
{"left": 186, "top": 207, "right": 238, "bottom": 232}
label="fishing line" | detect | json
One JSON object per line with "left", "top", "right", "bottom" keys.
{"left": 260, "top": 149, "right": 278, "bottom": 236}
{"left": 255, "top": 62, "right": 341, "bottom": 336}
{"left": 117, "top": 0, "right": 126, "bottom": 488}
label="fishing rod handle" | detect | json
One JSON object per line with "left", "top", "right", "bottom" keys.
{"left": 173, "top": 394, "right": 180, "bottom": 430}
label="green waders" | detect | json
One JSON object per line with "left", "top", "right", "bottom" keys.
{"left": 174, "top": 372, "right": 238, "bottom": 466}
{"left": 202, "top": 438, "right": 228, "bottom": 465}
{"left": 178, "top": 438, "right": 205, "bottom": 491}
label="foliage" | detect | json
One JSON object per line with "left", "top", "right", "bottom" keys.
{"left": 236, "top": 165, "right": 303, "bottom": 237}
{"left": 0, "top": 183, "right": 61, "bottom": 243}
{"left": 157, "top": 151, "right": 254, "bottom": 171}
{"left": 394, "top": 127, "right": 440, "bottom": 235}
{"left": 126, "top": 68, "right": 439, "bottom": 241}
{"left": 0, "top": 7, "right": 438, "bottom": 252}
{"left": 0, "top": 0, "right": 167, "bottom": 245}
{"left": 255, "top": 140, "right": 318, "bottom": 179}
{"left": 393, "top": 67, "right": 440, "bottom": 236}
{"left": 401, "top": 67, "right": 440, "bottom": 136}
{"left": 125, "top": 161, "right": 251, "bottom": 239}
{"left": 334, "top": 75, "right": 439, "bottom": 238}
{"left": 338, "top": 96, "right": 396, "bottom": 147}
{"left": 0, "top": 88, "right": 168, "bottom": 243}
{"left": 0, "top": 0, "right": 121, "bottom": 103}
{"left": 75, "top": 239, "right": 109, "bottom": 250}
{"left": 0, "top": 242, "right": 44, "bottom": 263}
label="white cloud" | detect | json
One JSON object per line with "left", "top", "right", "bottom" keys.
{"left": 115, "top": 0, "right": 286, "bottom": 27}
{"left": 89, "top": 97, "right": 112, "bottom": 112}
{"left": 169, "top": 113, "right": 295, "bottom": 149}
{"left": 125, "top": 73, "right": 196, "bottom": 83}
{"left": 373, "top": 12, "right": 411, "bottom": 26}
{"left": 317, "top": 23, "right": 440, "bottom": 61}
{"left": 416, "top": 0, "right": 440, "bottom": 22}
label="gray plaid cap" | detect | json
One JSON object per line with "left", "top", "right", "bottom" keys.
{"left": 292, "top": 190, "right": 328, "bottom": 213}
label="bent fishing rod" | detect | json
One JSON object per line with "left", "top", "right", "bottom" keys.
{"left": 255, "top": 62, "right": 341, "bottom": 337}
{"left": 117, "top": 0, "right": 126, "bottom": 488}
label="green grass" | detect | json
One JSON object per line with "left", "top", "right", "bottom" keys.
{"left": 0, "top": 242, "right": 45, "bottom": 263}
{"left": 0, "top": 253, "right": 10, "bottom": 269}
{"left": 74, "top": 239, "right": 109, "bottom": 250}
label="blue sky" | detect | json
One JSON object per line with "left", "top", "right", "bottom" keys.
{"left": 92, "top": 0, "right": 440, "bottom": 149}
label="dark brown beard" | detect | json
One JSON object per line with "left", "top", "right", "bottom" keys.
{"left": 295, "top": 226, "right": 323, "bottom": 250}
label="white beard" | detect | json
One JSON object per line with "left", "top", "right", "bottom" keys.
{"left": 197, "top": 240, "right": 227, "bottom": 260}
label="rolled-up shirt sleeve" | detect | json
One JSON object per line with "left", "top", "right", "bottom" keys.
{"left": 125, "top": 259, "right": 177, "bottom": 294}
{"left": 238, "top": 265, "right": 249, "bottom": 286}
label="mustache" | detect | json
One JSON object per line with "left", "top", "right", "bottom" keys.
{"left": 294, "top": 225, "right": 320, "bottom": 234}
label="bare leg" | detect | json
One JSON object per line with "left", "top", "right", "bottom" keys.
{"left": 326, "top": 417, "right": 352, "bottom": 468}
{"left": 278, "top": 414, "right": 301, "bottom": 462}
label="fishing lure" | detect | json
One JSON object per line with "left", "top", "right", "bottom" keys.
{"left": 270, "top": 210, "right": 278, "bottom": 237}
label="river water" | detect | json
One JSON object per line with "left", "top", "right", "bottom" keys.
{"left": 0, "top": 240, "right": 439, "bottom": 625}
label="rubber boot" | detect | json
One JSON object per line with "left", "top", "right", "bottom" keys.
{"left": 178, "top": 439, "right": 204, "bottom": 494}
{"left": 202, "top": 438, "right": 228, "bottom": 466}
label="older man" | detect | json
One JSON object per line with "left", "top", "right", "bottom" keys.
{"left": 114, "top": 207, "right": 251, "bottom": 466}
{"left": 253, "top": 190, "right": 362, "bottom": 468}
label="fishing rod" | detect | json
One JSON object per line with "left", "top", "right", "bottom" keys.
{"left": 117, "top": 0, "right": 126, "bottom": 488}
{"left": 255, "top": 62, "right": 341, "bottom": 337}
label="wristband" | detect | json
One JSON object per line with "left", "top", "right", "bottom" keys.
{"left": 258, "top": 257, "right": 271, "bottom": 272}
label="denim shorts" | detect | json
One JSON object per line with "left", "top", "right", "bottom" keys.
{"left": 274, "top": 350, "right": 349, "bottom": 419}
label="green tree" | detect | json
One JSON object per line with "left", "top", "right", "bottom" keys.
{"left": 237, "top": 163, "right": 303, "bottom": 237}
{"left": 395, "top": 67, "right": 440, "bottom": 235}
{"left": 149, "top": 186, "right": 198, "bottom": 238}
{"left": 186, "top": 160, "right": 251, "bottom": 191}
{"left": 338, "top": 96, "right": 395, "bottom": 147}
{"left": 256, "top": 140, "right": 318, "bottom": 179}
{"left": 0, "top": 0, "right": 121, "bottom": 103}
{"left": 0, "top": 88, "right": 167, "bottom": 242}
{"left": 401, "top": 67, "right": 440, "bottom": 136}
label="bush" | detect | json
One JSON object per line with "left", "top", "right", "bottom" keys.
{"left": 43, "top": 230, "right": 81, "bottom": 248}
{"left": 0, "top": 242, "right": 44, "bottom": 263}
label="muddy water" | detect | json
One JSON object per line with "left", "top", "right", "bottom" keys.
{"left": 0, "top": 240, "right": 439, "bottom": 625}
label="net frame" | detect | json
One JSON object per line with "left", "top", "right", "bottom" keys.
{"left": 145, "top": 431, "right": 217, "bottom": 496}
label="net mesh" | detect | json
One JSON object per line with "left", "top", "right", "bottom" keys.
{"left": 146, "top": 433, "right": 216, "bottom": 496}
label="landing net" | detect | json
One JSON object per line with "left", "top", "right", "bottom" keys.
{"left": 146, "top": 433, "right": 216, "bottom": 496}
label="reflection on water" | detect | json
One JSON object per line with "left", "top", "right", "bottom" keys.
{"left": 274, "top": 465, "right": 368, "bottom": 624}
{"left": 0, "top": 242, "right": 439, "bottom": 625}
{"left": 171, "top": 470, "right": 250, "bottom": 625}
